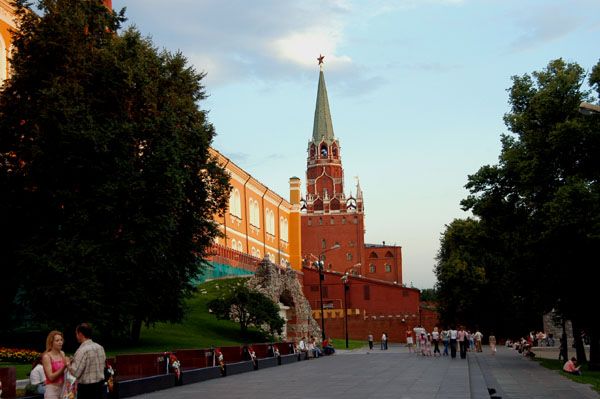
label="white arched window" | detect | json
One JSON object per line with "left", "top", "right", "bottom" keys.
{"left": 229, "top": 188, "right": 241, "bottom": 217}
{"left": 237, "top": 240, "right": 243, "bottom": 252}
{"left": 254, "top": 200, "right": 260, "bottom": 228}
{"left": 266, "top": 208, "right": 275, "bottom": 235}
{"left": 231, "top": 239, "right": 237, "bottom": 251}
{"left": 280, "top": 217, "right": 289, "bottom": 241}
{"left": 249, "top": 197, "right": 255, "bottom": 225}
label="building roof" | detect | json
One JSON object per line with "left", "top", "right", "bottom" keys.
{"left": 312, "top": 68, "right": 336, "bottom": 144}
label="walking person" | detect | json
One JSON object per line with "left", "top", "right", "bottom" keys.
{"left": 432, "top": 327, "right": 441, "bottom": 356}
{"left": 442, "top": 328, "right": 450, "bottom": 356}
{"left": 406, "top": 327, "right": 415, "bottom": 353}
{"left": 413, "top": 325, "right": 425, "bottom": 355}
{"left": 368, "top": 332, "right": 374, "bottom": 350}
{"left": 458, "top": 327, "right": 467, "bottom": 359}
{"left": 381, "top": 332, "right": 388, "bottom": 350}
{"left": 489, "top": 332, "right": 497, "bottom": 356}
{"left": 474, "top": 329, "right": 483, "bottom": 352}
{"left": 68, "top": 323, "right": 106, "bottom": 399}
{"left": 449, "top": 326, "right": 458, "bottom": 358}
{"left": 42, "top": 331, "right": 68, "bottom": 399}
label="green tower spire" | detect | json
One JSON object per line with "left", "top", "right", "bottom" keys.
{"left": 312, "top": 62, "right": 335, "bottom": 144}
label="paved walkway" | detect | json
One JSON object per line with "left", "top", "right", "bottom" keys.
{"left": 137, "top": 345, "right": 599, "bottom": 399}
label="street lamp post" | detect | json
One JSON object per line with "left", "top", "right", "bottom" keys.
{"left": 341, "top": 274, "right": 350, "bottom": 348}
{"left": 316, "top": 244, "right": 340, "bottom": 341}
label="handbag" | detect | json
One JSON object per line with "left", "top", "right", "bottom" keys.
{"left": 62, "top": 370, "right": 78, "bottom": 399}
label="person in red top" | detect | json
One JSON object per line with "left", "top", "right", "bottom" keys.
{"left": 406, "top": 328, "right": 415, "bottom": 353}
{"left": 563, "top": 357, "right": 582, "bottom": 376}
{"left": 42, "top": 330, "right": 69, "bottom": 399}
{"left": 322, "top": 337, "right": 335, "bottom": 355}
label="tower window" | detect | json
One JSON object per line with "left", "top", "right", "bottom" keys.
{"left": 369, "top": 264, "right": 376, "bottom": 273}
{"left": 354, "top": 216, "right": 358, "bottom": 224}
{"left": 349, "top": 241, "right": 354, "bottom": 248}
{"left": 347, "top": 253, "right": 352, "bottom": 261}
{"left": 342, "top": 217, "right": 346, "bottom": 225}
{"left": 319, "top": 218, "right": 323, "bottom": 225}
{"left": 330, "top": 217, "right": 334, "bottom": 225}
{"left": 385, "top": 263, "right": 392, "bottom": 273}
{"left": 308, "top": 218, "right": 312, "bottom": 226}
{"left": 321, "top": 239, "right": 326, "bottom": 249}
{"left": 320, "top": 145, "right": 328, "bottom": 157}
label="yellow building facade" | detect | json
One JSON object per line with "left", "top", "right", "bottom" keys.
{"left": 0, "top": 0, "right": 16, "bottom": 85}
{"left": 210, "top": 148, "right": 302, "bottom": 271}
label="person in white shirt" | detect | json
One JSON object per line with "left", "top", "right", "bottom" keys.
{"left": 449, "top": 327, "right": 458, "bottom": 358}
{"left": 28, "top": 355, "right": 46, "bottom": 395}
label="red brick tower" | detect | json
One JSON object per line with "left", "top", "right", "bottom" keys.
{"left": 301, "top": 57, "right": 365, "bottom": 273}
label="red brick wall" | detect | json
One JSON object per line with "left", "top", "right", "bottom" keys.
{"left": 301, "top": 266, "right": 419, "bottom": 314}
{"left": 319, "top": 310, "right": 441, "bottom": 344}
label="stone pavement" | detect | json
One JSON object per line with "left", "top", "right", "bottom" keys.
{"left": 136, "top": 345, "right": 599, "bottom": 399}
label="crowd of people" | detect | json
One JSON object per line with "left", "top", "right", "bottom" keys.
{"left": 26, "top": 323, "right": 107, "bottom": 399}
{"left": 402, "top": 325, "right": 495, "bottom": 359}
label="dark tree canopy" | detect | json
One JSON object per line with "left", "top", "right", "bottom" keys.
{"left": 208, "top": 285, "right": 285, "bottom": 337}
{"left": 0, "top": 0, "right": 230, "bottom": 340}
{"left": 436, "top": 59, "right": 600, "bottom": 360}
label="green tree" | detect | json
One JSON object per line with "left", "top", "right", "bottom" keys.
{"left": 460, "top": 59, "right": 600, "bottom": 365}
{"left": 419, "top": 288, "right": 438, "bottom": 302}
{"left": 208, "top": 285, "right": 285, "bottom": 336}
{"left": 0, "top": 0, "right": 230, "bottom": 341}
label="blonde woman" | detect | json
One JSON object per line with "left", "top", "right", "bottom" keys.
{"left": 42, "top": 330, "right": 69, "bottom": 399}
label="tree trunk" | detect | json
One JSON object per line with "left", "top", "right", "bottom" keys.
{"left": 131, "top": 319, "right": 142, "bottom": 343}
{"left": 572, "top": 319, "right": 587, "bottom": 363}
{"left": 588, "top": 325, "right": 600, "bottom": 371}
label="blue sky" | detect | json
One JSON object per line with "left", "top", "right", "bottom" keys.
{"left": 112, "top": 0, "right": 600, "bottom": 289}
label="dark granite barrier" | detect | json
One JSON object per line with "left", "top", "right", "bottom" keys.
{"left": 224, "top": 360, "right": 255, "bottom": 376}
{"left": 116, "top": 373, "right": 177, "bottom": 398}
{"left": 181, "top": 366, "right": 222, "bottom": 384}
{"left": 278, "top": 353, "right": 298, "bottom": 365}
{"left": 257, "top": 357, "right": 277, "bottom": 369}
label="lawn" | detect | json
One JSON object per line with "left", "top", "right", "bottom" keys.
{"left": 104, "top": 277, "right": 268, "bottom": 357}
{"left": 535, "top": 357, "right": 600, "bottom": 393}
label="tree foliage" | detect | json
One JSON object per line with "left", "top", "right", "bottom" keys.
{"left": 435, "top": 59, "right": 600, "bottom": 351}
{"left": 0, "top": 0, "right": 230, "bottom": 340}
{"left": 208, "top": 285, "right": 285, "bottom": 337}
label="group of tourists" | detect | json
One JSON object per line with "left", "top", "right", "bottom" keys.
{"left": 404, "top": 325, "right": 496, "bottom": 359}
{"left": 28, "top": 323, "right": 107, "bottom": 399}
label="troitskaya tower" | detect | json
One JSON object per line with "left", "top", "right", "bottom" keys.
{"left": 301, "top": 55, "right": 365, "bottom": 272}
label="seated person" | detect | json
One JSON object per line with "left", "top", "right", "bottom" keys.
{"left": 563, "top": 357, "right": 582, "bottom": 376}
{"left": 297, "top": 337, "right": 309, "bottom": 355}
{"left": 322, "top": 337, "right": 335, "bottom": 355}
{"left": 308, "top": 336, "right": 322, "bottom": 358}
{"left": 28, "top": 354, "right": 46, "bottom": 395}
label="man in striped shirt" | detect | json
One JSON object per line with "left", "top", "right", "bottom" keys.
{"left": 69, "top": 323, "right": 106, "bottom": 399}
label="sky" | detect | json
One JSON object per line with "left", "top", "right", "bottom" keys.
{"left": 111, "top": 0, "right": 600, "bottom": 289}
